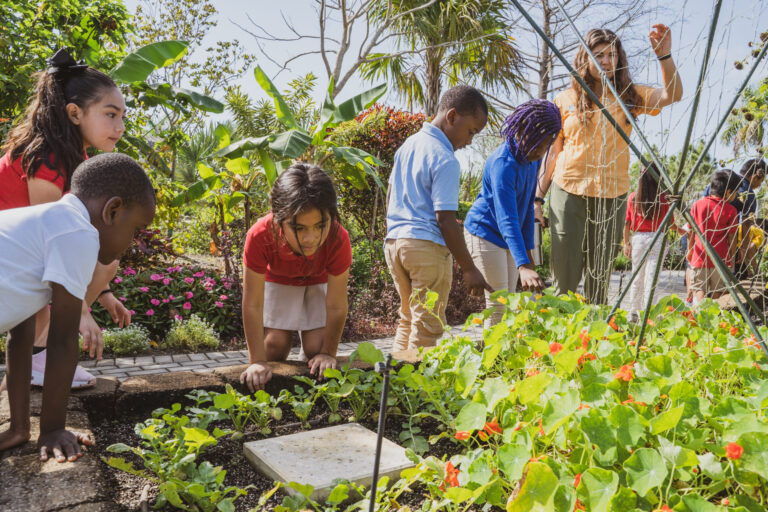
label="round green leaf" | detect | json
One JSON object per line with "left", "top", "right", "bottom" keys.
{"left": 623, "top": 448, "right": 668, "bottom": 496}
{"left": 455, "top": 402, "right": 487, "bottom": 432}
{"left": 506, "top": 462, "right": 559, "bottom": 512}
{"left": 576, "top": 468, "right": 618, "bottom": 512}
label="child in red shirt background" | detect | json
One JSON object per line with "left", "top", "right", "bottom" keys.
{"left": 622, "top": 165, "right": 684, "bottom": 320}
{"left": 687, "top": 170, "right": 741, "bottom": 303}
{"left": 0, "top": 49, "right": 131, "bottom": 389}
{"left": 240, "top": 164, "right": 352, "bottom": 392}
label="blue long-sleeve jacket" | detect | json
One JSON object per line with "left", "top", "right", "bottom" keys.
{"left": 464, "top": 141, "right": 540, "bottom": 266}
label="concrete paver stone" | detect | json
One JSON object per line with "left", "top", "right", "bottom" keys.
{"left": 243, "top": 423, "right": 415, "bottom": 500}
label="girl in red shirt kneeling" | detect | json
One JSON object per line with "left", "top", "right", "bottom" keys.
{"left": 240, "top": 164, "right": 352, "bottom": 391}
{"left": 622, "top": 165, "right": 684, "bottom": 320}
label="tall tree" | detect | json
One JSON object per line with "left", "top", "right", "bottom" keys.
{"left": 360, "top": 0, "right": 521, "bottom": 116}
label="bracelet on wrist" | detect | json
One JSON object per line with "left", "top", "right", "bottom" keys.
{"left": 657, "top": 53, "right": 672, "bottom": 61}
{"left": 533, "top": 196, "right": 546, "bottom": 205}
{"left": 97, "top": 289, "right": 113, "bottom": 299}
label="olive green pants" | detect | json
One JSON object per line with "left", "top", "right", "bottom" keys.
{"left": 549, "top": 182, "right": 627, "bottom": 304}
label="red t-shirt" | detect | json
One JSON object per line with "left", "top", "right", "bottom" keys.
{"left": 0, "top": 152, "right": 66, "bottom": 211}
{"left": 690, "top": 196, "right": 738, "bottom": 268}
{"left": 243, "top": 213, "right": 352, "bottom": 286}
{"left": 625, "top": 192, "right": 670, "bottom": 232}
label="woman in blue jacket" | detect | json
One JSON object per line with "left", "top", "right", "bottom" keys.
{"left": 464, "top": 99, "right": 562, "bottom": 323}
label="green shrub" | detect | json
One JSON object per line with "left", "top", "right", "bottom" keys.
{"left": 0, "top": 333, "right": 6, "bottom": 355}
{"left": 103, "top": 325, "right": 152, "bottom": 356}
{"left": 163, "top": 314, "right": 220, "bottom": 352}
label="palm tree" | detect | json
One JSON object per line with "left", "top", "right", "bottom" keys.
{"left": 722, "top": 77, "right": 768, "bottom": 157}
{"left": 361, "top": 0, "right": 522, "bottom": 116}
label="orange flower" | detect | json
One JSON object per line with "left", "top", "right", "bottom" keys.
{"left": 537, "top": 418, "right": 545, "bottom": 436}
{"left": 526, "top": 368, "right": 540, "bottom": 377}
{"left": 483, "top": 417, "right": 502, "bottom": 436}
{"left": 513, "top": 422, "right": 526, "bottom": 431}
{"left": 654, "top": 506, "right": 673, "bottom": 512}
{"left": 667, "top": 305, "right": 675, "bottom": 312}
{"left": 573, "top": 473, "right": 582, "bottom": 487}
{"left": 608, "top": 316, "right": 619, "bottom": 331}
{"left": 692, "top": 467, "right": 699, "bottom": 474}
{"left": 533, "top": 351, "right": 542, "bottom": 358}
{"left": 682, "top": 310, "right": 693, "bottom": 318}
{"left": 686, "top": 338, "right": 695, "bottom": 349}
{"left": 621, "top": 395, "right": 635, "bottom": 405}
{"left": 721, "top": 498, "right": 730, "bottom": 506}
{"left": 472, "top": 317, "right": 483, "bottom": 325}
{"left": 549, "top": 342, "right": 563, "bottom": 354}
{"left": 725, "top": 442, "right": 744, "bottom": 460}
{"left": 444, "top": 461, "right": 460, "bottom": 487}
{"left": 578, "top": 353, "right": 596, "bottom": 365}
{"left": 729, "top": 326, "right": 739, "bottom": 336}
{"left": 614, "top": 364, "right": 635, "bottom": 382}
{"left": 578, "top": 403, "right": 591, "bottom": 410}
{"left": 477, "top": 431, "right": 489, "bottom": 442}
{"left": 628, "top": 341, "right": 636, "bottom": 346}
{"left": 496, "top": 296, "right": 508, "bottom": 305}
{"left": 573, "top": 498, "right": 586, "bottom": 511}
{"left": 647, "top": 319, "right": 655, "bottom": 326}
{"left": 719, "top": 322, "right": 729, "bottom": 329}
{"left": 454, "top": 431, "right": 471, "bottom": 441}
{"left": 529, "top": 454, "right": 547, "bottom": 462}
{"left": 579, "top": 330, "right": 590, "bottom": 349}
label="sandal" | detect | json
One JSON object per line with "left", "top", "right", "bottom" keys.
{"left": 30, "top": 350, "right": 96, "bottom": 389}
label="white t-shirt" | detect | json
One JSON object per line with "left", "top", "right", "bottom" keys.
{"left": 0, "top": 194, "right": 99, "bottom": 333}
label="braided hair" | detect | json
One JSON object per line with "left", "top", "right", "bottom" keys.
{"left": 500, "top": 99, "right": 562, "bottom": 162}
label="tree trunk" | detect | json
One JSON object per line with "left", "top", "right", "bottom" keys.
{"left": 424, "top": 48, "right": 442, "bottom": 117}
{"left": 538, "top": 0, "right": 552, "bottom": 99}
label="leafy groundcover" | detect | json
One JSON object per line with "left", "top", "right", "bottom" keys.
{"left": 102, "top": 292, "right": 768, "bottom": 511}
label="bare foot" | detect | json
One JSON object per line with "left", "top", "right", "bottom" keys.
{"left": 0, "top": 427, "right": 31, "bottom": 452}
{"left": 38, "top": 429, "right": 93, "bottom": 463}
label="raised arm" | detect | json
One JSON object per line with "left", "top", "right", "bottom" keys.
{"left": 647, "top": 24, "right": 684, "bottom": 109}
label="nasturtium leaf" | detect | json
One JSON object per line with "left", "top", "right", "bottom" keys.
{"left": 506, "top": 462, "right": 559, "bottom": 512}
{"left": 496, "top": 444, "right": 530, "bottom": 481}
{"left": 623, "top": 448, "right": 668, "bottom": 496}
{"left": 738, "top": 432, "right": 768, "bottom": 475}
{"left": 580, "top": 409, "right": 617, "bottom": 454}
{"left": 554, "top": 349, "right": 582, "bottom": 375}
{"left": 697, "top": 452, "right": 725, "bottom": 481}
{"left": 327, "top": 484, "right": 349, "bottom": 504}
{"left": 658, "top": 436, "right": 699, "bottom": 467}
{"left": 182, "top": 427, "right": 214, "bottom": 451}
{"left": 723, "top": 416, "right": 768, "bottom": 442}
{"left": 627, "top": 380, "right": 660, "bottom": 405}
{"left": 482, "top": 341, "right": 503, "bottom": 369}
{"left": 468, "top": 456, "right": 493, "bottom": 485}
{"left": 542, "top": 389, "right": 579, "bottom": 434}
{"left": 445, "top": 487, "right": 474, "bottom": 504}
{"left": 478, "top": 377, "right": 511, "bottom": 412}
{"left": 609, "top": 405, "right": 646, "bottom": 449}
{"left": 650, "top": 406, "right": 684, "bottom": 434}
{"left": 712, "top": 397, "right": 752, "bottom": 421}
{"left": 525, "top": 337, "right": 550, "bottom": 355}
{"left": 681, "top": 494, "right": 719, "bottom": 512}
{"left": 518, "top": 373, "right": 552, "bottom": 405}
{"left": 352, "top": 342, "right": 384, "bottom": 364}
{"left": 609, "top": 487, "right": 637, "bottom": 512}
{"left": 455, "top": 402, "right": 487, "bottom": 431}
{"left": 576, "top": 468, "right": 618, "bottom": 512}
{"left": 553, "top": 484, "right": 576, "bottom": 512}
{"left": 457, "top": 358, "right": 482, "bottom": 397}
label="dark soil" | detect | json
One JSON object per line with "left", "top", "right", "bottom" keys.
{"left": 88, "top": 394, "right": 467, "bottom": 511}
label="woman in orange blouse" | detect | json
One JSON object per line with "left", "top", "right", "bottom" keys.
{"left": 535, "top": 25, "right": 683, "bottom": 304}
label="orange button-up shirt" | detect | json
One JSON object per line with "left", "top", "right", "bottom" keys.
{"left": 552, "top": 85, "right": 660, "bottom": 198}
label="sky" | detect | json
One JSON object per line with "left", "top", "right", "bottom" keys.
{"left": 123, "top": 0, "right": 768, "bottom": 176}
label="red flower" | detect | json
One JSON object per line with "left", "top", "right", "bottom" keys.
{"left": 686, "top": 338, "right": 695, "bottom": 349}
{"left": 444, "top": 461, "right": 460, "bottom": 487}
{"left": 578, "top": 403, "right": 590, "bottom": 410}
{"left": 526, "top": 368, "right": 540, "bottom": 377}
{"left": 579, "top": 330, "right": 590, "bottom": 350}
{"left": 667, "top": 305, "right": 675, "bottom": 312}
{"left": 513, "top": 422, "right": 525, "bottom": 431}
{"left": 654, "top": 505, "right": 673, "bottom": 512}
{"left": 614, "top": 364, "right": 635, "bottom": 382}
{"left": 573, "top": 499, "right": 586, "bottom": 511}
{"left": 454, "top": 431, "right": 471, "bottom": 440}
{"left": 729, "top": 326, "right": 739, "bottom": 336}
{"left": 725, "top": 442, "right": 744, "bottom": 460}
{"left": 549, "top": 342, "right": 563, "bottom": 354}
{"left": 483, "top": 417, "right": 502, "bottom": 436}
{"left": 573, "top": 473, "right": 582, "bottom": 487}
{"left": 537, "top": 418, "right": 545, "bottom": 436}
{"left": 621, "top": 395, "right": 635, "bottom": 405}
{"left": 608, "top": 316, "right": 619, "bottom": 331}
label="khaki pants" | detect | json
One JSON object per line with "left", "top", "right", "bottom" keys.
{"left": 549, "top": 182, "right": 626, "bottom": 304}
{"left": 384, "top": 238, "right": 453, "bottom": 351}
{"left": 464, "top": 229, "right": 518, "bottom": 325}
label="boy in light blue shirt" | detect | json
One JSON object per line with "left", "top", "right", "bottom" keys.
{"left": 385, "top": 85, "right": 491, "bottom": 351}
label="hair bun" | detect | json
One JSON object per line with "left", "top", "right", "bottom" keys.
{"left": 47, "top": 49, "right": 88, "bottom": 74}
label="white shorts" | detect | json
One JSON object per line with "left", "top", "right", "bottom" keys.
{"left": 263, "top": 281, "right": 327, "bottom": 331}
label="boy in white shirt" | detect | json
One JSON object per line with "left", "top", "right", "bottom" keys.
{"left": 0, "top": 153, "right": 155, "bottom": 462}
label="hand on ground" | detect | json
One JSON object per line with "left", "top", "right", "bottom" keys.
{"left": 80, "top": 310, "right": 104, "bottom": 360}
{"left": 308, "top": 353, "right": 337, "bottom": 381}
{"left": 38, "top": 429, "right": 93, "bottom": 463}
{"left": 240, "top": 362, "right": 272, "bottom": 392}
{"left": 463, "top": 267, "right": 494, "bottom": 297}
{"left": 518, "top": 265, "right": 544, "bottom": 293}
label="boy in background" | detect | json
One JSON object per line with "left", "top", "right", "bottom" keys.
{"left": 0, "top": 153, "right": 155, "bottom": 462}
{"left": 688, "top": 170, "right": 741, "bottom": 303}
{"left": 385, "top": 85, "right": 492, "bottom": 352}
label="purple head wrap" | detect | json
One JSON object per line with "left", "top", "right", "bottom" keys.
{"left": 500, "top": 99, "right": 562, "bottom": 162}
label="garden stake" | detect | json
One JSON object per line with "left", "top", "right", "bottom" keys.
{"left": 369, "top": 353, "right": 393, "bottom": 512}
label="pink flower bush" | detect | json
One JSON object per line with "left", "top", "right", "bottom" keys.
{"left": 185, "top": 291, "right": 194, "bottom": 299}
{"left": 150, "top": 273, "right": 163, "bottom": 281}
{"left": 214, "top": 301, "right": 223, "bottom": 308}
{"left": 151, "top": 298, "right": 161, "bottom": 306}
{"left": 162, "top": 278, "right": 171, "bottom": 285}
{"left": 219, "top": 295, "right": 228, "bottom": 301}
{"left": 184, "top": 277, "right": 195, "bottom": 285}
{"left": 193, "top": 271, "right": 205, "bottom": 278}
{"left": 146, "top": 309, "right": 155, "bottom": 316}
{"left": 139, "top": 286, "right": 149, "bottom": 292}
{"left": 113, "top": 277, "right": 123, "bottom": 284}
{"left": 183, "top": 302, "right": 192, "bottom": 310}
{"left": 122, "top": 267, "right": 136, "bottom": 276}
